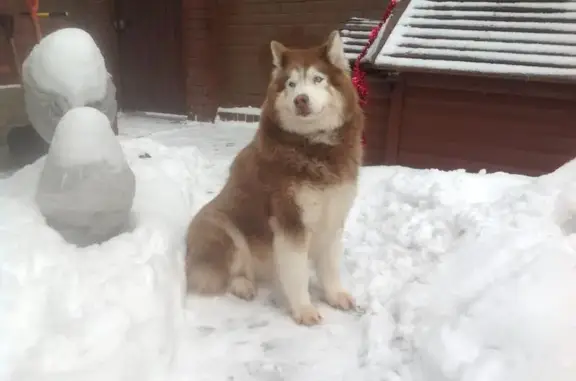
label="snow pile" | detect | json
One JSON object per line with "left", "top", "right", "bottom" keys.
{"left": 349, "top": 163, "right": 576, "bottom": 381}
{"left": 0, "top": 138, "right": 213, "bottom": 381}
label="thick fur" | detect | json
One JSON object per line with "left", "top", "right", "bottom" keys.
{"left": 185, "top": 31, "right": 364, "bottom": 325}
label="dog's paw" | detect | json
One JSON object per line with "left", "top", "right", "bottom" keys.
{"left": 325, "top": 290, "right": 356, "bottom": 311}
{"left": 229, "top": 276, "right": 256, "bottom": 301}
{"left": 292, "top": 304, "right": 323, "bottom": 326}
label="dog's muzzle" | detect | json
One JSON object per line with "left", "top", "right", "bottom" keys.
{"left": 294, "top": 94, "right": 311, "bottom": 116}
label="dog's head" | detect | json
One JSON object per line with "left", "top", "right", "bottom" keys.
{"left": 266, "top": 31, "right": 357, "bottom": 136}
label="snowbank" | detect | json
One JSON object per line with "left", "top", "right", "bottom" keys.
{"left": 348, "top": 163, "right": 576, "bottom": 381}
{"left": 0, "top": 138, "right": 213, "bottom": 381}
{"left": 1, "top": 116, "right": 576, "bottom": 381}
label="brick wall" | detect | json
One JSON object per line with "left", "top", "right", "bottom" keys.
{"left": 181, "top": 0, "right": 388, "bottom": 115}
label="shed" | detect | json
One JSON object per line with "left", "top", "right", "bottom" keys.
{"left": 353, "top": 0, "right": 576, "bottom": 175}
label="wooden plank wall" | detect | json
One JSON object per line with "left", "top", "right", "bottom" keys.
{"left": 362, "top": 73, "right": 393, "bottom": 165}
{"left": 386, "top": 73, "right": 576, "bottom": 175}
{"left": 180, "top": 0, "right": 389, "bottom": 111}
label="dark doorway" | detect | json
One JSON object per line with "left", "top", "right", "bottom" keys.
{"left": 114, "top": 0, "right": 186, "bottom": 114}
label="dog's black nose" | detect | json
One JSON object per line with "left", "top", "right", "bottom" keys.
{"left": 294, "top": 94, "right": 309, "bottom": 107}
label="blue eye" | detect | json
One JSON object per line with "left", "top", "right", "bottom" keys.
{"left": 313, "top": 76, "right": 324, "bottom": 84}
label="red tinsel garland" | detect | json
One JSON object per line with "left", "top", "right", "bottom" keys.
{"left": 352, "top": 0, "right": 398, "bottom": 107}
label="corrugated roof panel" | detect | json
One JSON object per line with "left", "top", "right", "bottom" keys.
{"left": 373, "top": 0, "right": 576, "bottom": 80}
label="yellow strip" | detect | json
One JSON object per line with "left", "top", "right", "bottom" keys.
{"left": 36, "top": 12, "right": 69, "bottom": 17}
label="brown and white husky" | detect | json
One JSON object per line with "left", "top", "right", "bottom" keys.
{"left": 185, "top": 30, "right": 364, "bottom": 325}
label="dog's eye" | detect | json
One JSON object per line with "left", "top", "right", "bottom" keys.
{"left": 313, "top": 76, "right": 324, "bottom": 84}
{"left": 287, "top": 81, "right": 296, "bottom": 88}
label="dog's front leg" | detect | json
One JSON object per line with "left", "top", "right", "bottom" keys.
{"left": 310, "top": 227, "right": 355, "bottom": 311}
{"left": 310, "top": 182, "right": 357, "bottom": 311}
{"left": 270, "top": 186, "right": 324, "bottom": 325}
{"left": 272, "top": 224, "right": 321, "bottom": 325}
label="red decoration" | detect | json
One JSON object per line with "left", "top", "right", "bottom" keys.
{"left": 26, "top": 0, "right": 42, "bottom": 42}
{"left": 352, "top": 0, "right": 398, "bottom": 107}
{"left": 351, "top": 0, "right": 398, "bottom": 146}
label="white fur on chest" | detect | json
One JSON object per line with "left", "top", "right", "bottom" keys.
{"left": 294, "top": 182, "right": 357, "bottom": 232}
{"left": 307, "top": 130, "right": 339, "bottom": 146}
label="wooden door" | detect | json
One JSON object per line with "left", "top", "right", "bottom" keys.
{"left": 114, "top": 0, "right": 186, "bottom": 114}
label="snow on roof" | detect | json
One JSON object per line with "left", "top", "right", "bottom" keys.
{"left": 372, "top": 0, "right": 576, "bottom": 81}
{"left": 340, "top": 17, "right": 381, "bottom": 61}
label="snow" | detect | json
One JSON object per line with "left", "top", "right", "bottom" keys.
{"left": 217, "top": 106, "right": 261, "bottom": 116}
{"left": 35, "top": 107, "right": 135, "bottom": 246}
{"left": 372, "top": 0, "right": 576, "bottom": 79}
{"left": 373, "top": 57, "right": 576, "bottom": 79}
{"left": 49, "top": 107, "right": 125, "bottom": 168}
{"left": 21, "top": 27, "right": 119, "bottom": 144}
{"left": 1, "top": 114, "right": 576, "bottom": 381}
{"left": 22, "top": 28, "right": 109, "bottom": 107}
{"left": 0, "top": 84, "right": 21, "bottom": 90}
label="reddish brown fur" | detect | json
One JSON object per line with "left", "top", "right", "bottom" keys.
{"left": 185, "top": 32, "right": 365, "bottom": 298}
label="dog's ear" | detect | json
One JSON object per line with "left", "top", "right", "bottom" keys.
{"left": 324, "top": 30, "right": 349, "bottom": 72}
{"left": 270, "top": 40, "right": 287, "bottom": 68}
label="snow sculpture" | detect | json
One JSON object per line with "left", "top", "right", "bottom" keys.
{"left": 22, "top": 27, "right": 118, "bottom": 143}
{"left": 36, "top": 107, "right": 135, "bottom": 246}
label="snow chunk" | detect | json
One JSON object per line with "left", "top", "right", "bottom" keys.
{"left": 22, "top": 28, "right": 118, "bottom": 143}
{"left": 23, "top": 28, "right": 108, "bottom": 106}
{"left": 49, "top": 107, "right": 125, "bottom": 168}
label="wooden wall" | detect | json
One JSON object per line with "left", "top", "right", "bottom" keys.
{"left": 370, "top": 72, "right": 576, "bottom": 176}
{"left": 181, "top": 0, "right": 217, "bottom": 120}
{"left": 362, "top": 72, "right": 394, "bottom": 165}
{"left": 180, "top": 0, "right": 388, "bottom": 117}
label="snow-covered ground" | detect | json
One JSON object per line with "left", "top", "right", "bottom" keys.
{"left": 1, "top": 113, "right": 576, "bottom": 381}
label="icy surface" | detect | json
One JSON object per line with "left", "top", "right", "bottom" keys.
{"left": 35, "top": 107, "right": 135, "bottom": 246}
{"left": 1, "top": 115, "right": 576, "bottom": 380}
{"left": 22, "top": 28, "right": 118, "bottom": 142}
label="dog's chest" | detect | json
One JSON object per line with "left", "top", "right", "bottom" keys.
{"left": 294, "top": 182, "right": 357, "bottom": 230}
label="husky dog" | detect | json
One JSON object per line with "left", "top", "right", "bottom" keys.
{"left": 185, "top": 30, "right": 364, "bottom": 325}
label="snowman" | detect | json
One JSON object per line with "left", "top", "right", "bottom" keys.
{"left": 23, "top": 27, "right": 136, "bottom": 246}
